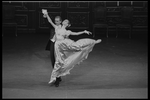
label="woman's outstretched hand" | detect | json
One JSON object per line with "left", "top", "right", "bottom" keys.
{"left": 84, "top": 30, "right": 92, "bottom": 35}
{"left": 42, "top": 9, "right": 48, "bottom": 14}
{"left": 42, "top": 9, "right": 48, "bottom": 18}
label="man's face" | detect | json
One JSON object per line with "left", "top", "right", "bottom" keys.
{"left": 55, "top": 18, "right": 61, "bottom": 25}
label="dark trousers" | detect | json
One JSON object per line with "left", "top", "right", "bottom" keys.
{"left": 50, "top": 41, "right": 55, "bottom": 68}
{"left": 45, "top": 39, "right": 55, "bottom": 68}
{"left": 45, "top": 29, "right": 56, "bottom": 68}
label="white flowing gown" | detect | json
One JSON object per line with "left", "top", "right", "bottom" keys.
{"left": 49, "top": 26, "right": 99, "bottom": 83}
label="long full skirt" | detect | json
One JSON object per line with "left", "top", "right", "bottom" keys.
{"left": 49, "top": 38, "right": 99, "bottom": 83}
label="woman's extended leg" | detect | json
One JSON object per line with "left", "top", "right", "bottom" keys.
{"left": 95, "top": 39, "right": 102, "bottom": 44}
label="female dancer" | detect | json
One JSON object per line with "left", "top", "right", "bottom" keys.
{"left": 42, "top": 9, "right": 102, "bottom": 87}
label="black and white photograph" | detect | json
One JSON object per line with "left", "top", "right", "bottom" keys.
{"left": 2, "top": 1, "right": 148, "bottom": 99}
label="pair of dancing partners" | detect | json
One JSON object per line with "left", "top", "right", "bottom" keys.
{"left": 42, "top": 9, "right": 102, "bottom": 87}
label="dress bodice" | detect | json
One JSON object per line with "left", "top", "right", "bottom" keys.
{"left": 54, "top": 26, "right": 70, "bottom": 41}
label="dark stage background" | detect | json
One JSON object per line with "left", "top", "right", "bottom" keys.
{"left": 2, "top": 1, "right": 148, "bottom": 41}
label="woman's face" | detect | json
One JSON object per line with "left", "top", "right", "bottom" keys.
{"left": 62, "top": 20, "right": 69, "bottom": 27}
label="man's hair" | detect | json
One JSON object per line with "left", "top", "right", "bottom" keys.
{"left": 55, "top": 16, "right": 62, "bottom": 21}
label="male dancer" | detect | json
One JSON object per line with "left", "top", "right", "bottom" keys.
{"left": 45, "top": 16, "right": 62, "bottom": 87}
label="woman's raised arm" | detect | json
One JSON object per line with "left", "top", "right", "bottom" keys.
{"left": 42, "top": 9, "right": 56, "bottom": 28}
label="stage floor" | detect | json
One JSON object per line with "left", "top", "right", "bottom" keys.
{"left": 2, "top": 33, "right": 148, "bottom": 98}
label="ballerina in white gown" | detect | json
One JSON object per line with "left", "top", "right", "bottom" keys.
{"left": 42, "top": 9, "right": 102, "bottom": 84}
